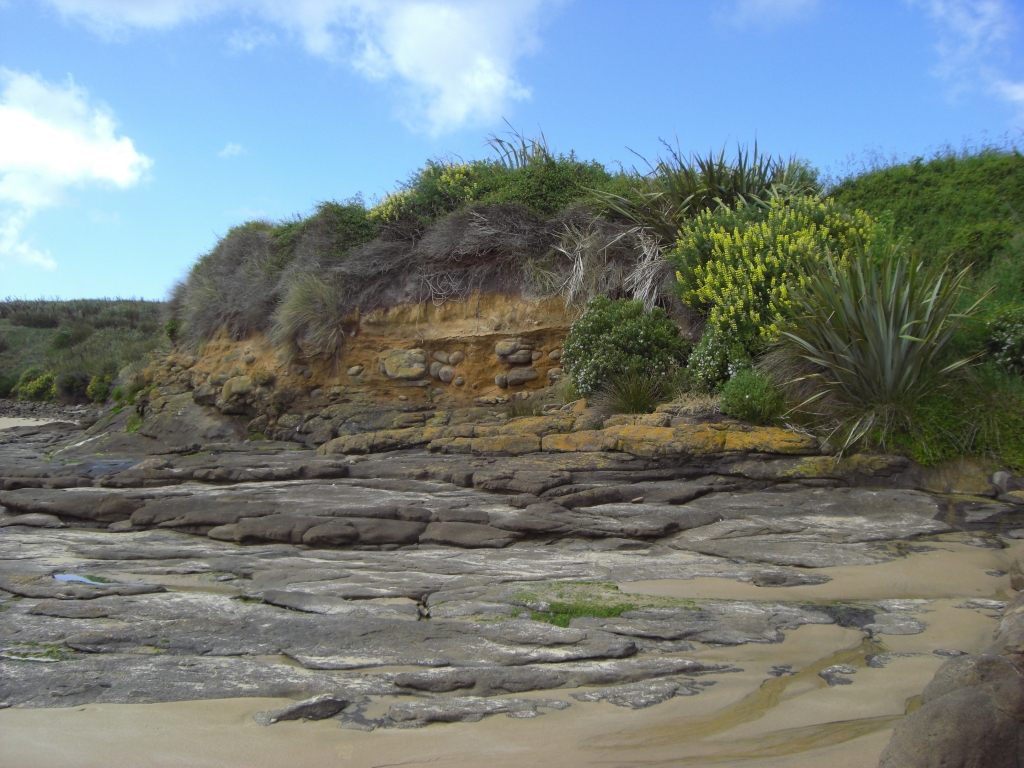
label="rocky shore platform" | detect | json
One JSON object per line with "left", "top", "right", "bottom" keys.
{"left": 1, "top": 401, "right": 1022, "bottom": 766}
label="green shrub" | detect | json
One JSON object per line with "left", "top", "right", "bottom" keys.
{"left": 0, "top": 372, "right": 18, "bottom": 398}
{"left": 55, "top": 372, "right": 88, "bottom": 400}
{"left": 8, "top": 310, "right": 60, "bottom": 329}
{"left": 988, "top": 306, "right": 1024, "bottom": 375}
{"left": 671, "top": 196, "right": 874, "bottom": 390}
{"left": 14, "top": 368, "right": 55, "bottom": 401}
{"left": 369, "top": 155, "right": 621, "bottom": 227}
{"left": 86, "top": 374, "right": 113, "bottom": 403}
{"left": 164, "top": 318, "right": 179, "bottom": 343}
{"left": 50, "top": 324, "right": 93, "bottom": 351}
{"left": 719, "top": 369, "right": 784, "bottom": 424}
{"left": 597, "top": 371, "right": 670, "bottom": 414}
{"left": 768, "top": 235, "right": 981, "bottom": 449}
{"left": 561, "top": 297, "right": 691, "bottom": 397}
{"left": 111, "top": 385, "right": 125, "bottom": 402}
{"left": 887, "top": 366, "right": 1024, "bottom": 471}
{"left": 125, "top": 413, "right": 142, "bottom": 433}
{"left": 831, "top": 147, "right": 1024, "bottom": 272}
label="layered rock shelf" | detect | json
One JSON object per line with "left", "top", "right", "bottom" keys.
{"left": 2, "top": 396, "right": 1022, "bottom": 765}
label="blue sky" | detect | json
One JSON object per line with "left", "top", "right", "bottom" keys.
{"left": 1, "top": 0, "right": 1023, "bottom": 300}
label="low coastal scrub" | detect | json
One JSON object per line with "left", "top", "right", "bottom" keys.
{"left": 0, "top": 299, "right": 166, "bottom": 404}
{"left": 6, "top": 132, "right": 1018, "bottom": 474}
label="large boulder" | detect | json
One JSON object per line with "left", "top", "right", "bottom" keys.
{"left": 379, "top": 350, "right": 428, "bottom": 380}
{"left": 878, "top": 654, "right": 1024, "bottom": 767}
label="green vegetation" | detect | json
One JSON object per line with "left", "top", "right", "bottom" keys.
{"left": 506, "top": 397, "right": 543, "bottom": 419}
{"left": 0, "top": 641, "right": 73, "bottom": 662}
{"left": 596, "top": 142, "right": 820, "bottom": 245}
{"left": 764, "top": 235, "right": 983, "bottom": 450}
{"left": 530, "top": 601, "right": 637, "bottom": 628}
{"left": 513, "top": 581, "right": 693, "bottom": 628}
{"left": 561, "top": 297, "right": 690, "bottom": 398}
{"left": 719, "top": 369, "right": 785, "bottom": 425}
{"left": 596, "top": 370, "right": 671, "bottom": 414}
{"left": 671, "top": 196, "right": 874, "bottom": 391}
{"left": 4, "top": 129, "right": 1014, "bottom": 473}
{"left": 0, "top": 299, "right": 166, "bottom": 404}
{"left": 830, "top": 148, "right": 1024, "bottom": 273}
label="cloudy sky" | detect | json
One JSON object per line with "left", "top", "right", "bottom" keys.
{"left": 1, "top": 0, "right": 1023, "bottom": 299}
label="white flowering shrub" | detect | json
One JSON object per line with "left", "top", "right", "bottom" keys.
{"left": 561, "top": 297, "right": 691, "bottom": 398}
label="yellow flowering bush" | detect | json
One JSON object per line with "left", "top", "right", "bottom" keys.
{"left": 669, "top": 196, "right": 874, "bottom": 388}
{"left": 369, "top": 162, "right": 484, "bottom": 224}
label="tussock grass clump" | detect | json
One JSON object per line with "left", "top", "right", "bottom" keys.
{"left": 595, "top": 142, "right": 820, "bottom": 246}
{"left": 595, "top": 371, "right": 670, "bottom": 414}
{"left": 506, "top": 397, "right": 543, "bottom": 419}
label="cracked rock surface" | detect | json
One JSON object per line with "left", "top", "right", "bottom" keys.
{"left": 1, "top": 417, "right": 1021, "bottom": 763}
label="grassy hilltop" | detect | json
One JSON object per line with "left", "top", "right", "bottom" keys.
{"left": 2, "top": 134, "right": 1022, "bottom": 467}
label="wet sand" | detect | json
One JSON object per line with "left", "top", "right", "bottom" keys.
{"left": 0, "top": 418, "right": 55, "bottom": 430}
{"left": 2, "top": 534, "right": 1014, "bottom": 768}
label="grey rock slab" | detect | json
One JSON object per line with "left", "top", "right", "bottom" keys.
{"left": 863, "top": 614, "right": 927, "bottom": 636}
{"left": 393, "top": 657, "right": 726, "bottom": 696}
{"left": 680, "top": 487, "right": 942, "bottom": 525}
{"left": 665, "top": 535, "right": 896, "bottom": 568}
{"left": 570, "top": 677, "right": 705, "bottom": 708}
{"left": 819, "top": 664, "right": 858, "bottom": 685}
{"left": 260, "top": 589, "right": 421, "bottom": 620}
{"left": 419, "top": 521, "right": 521, "bottom": 548}
{"left": 575, "top": 602, "right": 834, "bottom": 645}
{"left": 0, "top": 488, "right": 148, "bottom": 522}
{"left": 386, "top": 696, "right": 569, "bottom": 727}
{"left": 0, "top": 573, "right": 165, "bottom": 600}
{"left": 254, "top": 694, "right": 350, "bottom": 725}
{"left": 0, "top": 512, "right": 67, "bottom": 528}
{"left": 0, "top": 654, "right": 350, "bottom": 708}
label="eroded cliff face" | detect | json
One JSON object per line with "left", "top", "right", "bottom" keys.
{"left": 143, "top": 292, "right": 576, "bottom": 444}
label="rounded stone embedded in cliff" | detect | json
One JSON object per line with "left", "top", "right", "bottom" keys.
{"left": 506, "top": 349, "right": 533, "bottom": 364}
{"left": 429, "top": 361, "right": 443, "bottom": 379}
{"left": 506, "top": 367, "right": 539, "bottom": 386}
{"left": 448, "top": 350, "right": 465, "bottom": 365}
{"left": 438, "top": 365, "right": 456, "bottom": 383}
{"left": 495, "top": 374, "right": 508, "bottom": 388}
{"left": 432, "top": 351, "right": 450, "bottom": 364}
{"left": 495, "top": 338, "right": 531, "bottom": 357}
{"left": 453, "top": 376, "right": 465, "bottom": 386}
{"left": 547, "top": 367, "right": 562, "bottom": 381}
{"left": 346, "top": 365, "right": 364, "bottom": 377}
{"left": 549, "top": 348, "right": 562, "bottom": 361}
{"left": 381, "top": 350, "right": 428, "bottom": 381}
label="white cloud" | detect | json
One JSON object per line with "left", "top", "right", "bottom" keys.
{"left": 0, "top": 69, "right": 151, "bottom": 270}
{"left": 725, "top": 0, "right": 819, "bottom": 26}
{"left": 42, "top": 0, "right": 553, "bottom": 134}
{"left": 227, "top": 26, "right": 277, "bottom": 52}
{"left": 911, "top": 0, "right": 1024, "bottom": 112}
{"left": 218, "top": 141, "right": 246, "bottom": 157}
